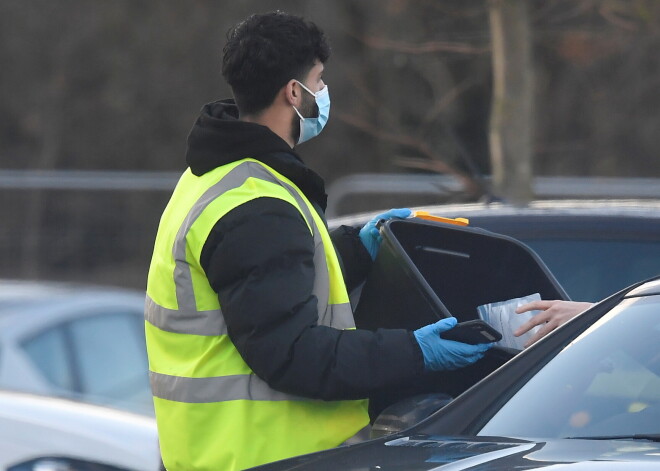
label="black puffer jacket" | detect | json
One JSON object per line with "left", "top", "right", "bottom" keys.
{"left": 188, "top": 100, "right": 424, "bottom": 401}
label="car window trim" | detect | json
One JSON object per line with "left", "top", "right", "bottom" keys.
{"left": 62, "top": 321, "right": 84, "bottom": 394}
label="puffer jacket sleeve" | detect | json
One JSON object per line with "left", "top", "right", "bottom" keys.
{"left": 329, "top": 224, "right": 372, "bottom": 294}
{"left": 200, "top": 196, "right": 424, "bottom": 400}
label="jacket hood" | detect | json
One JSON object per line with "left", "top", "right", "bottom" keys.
{"left": 185, "top": 99, "right": 328, "bottom": 211}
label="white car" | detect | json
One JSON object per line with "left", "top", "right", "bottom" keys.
{"left": 0, "top": 389, "right": 159, "bottom": 471}
{"left": 0, "top": 280, "right": 152, "bottom": 416}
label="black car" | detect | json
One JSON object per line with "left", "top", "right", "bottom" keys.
{"left": 330, "top": 199, "right": 660, "bottom": 302}
{"left": 251, "top": 276, "right": 660, "bottom": 470}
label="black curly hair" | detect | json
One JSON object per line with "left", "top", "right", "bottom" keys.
{"left": 222, "top": 11, "right": 330, "bottom": 115}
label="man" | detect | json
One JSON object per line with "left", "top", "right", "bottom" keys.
{"left": 145, "top": 11, "right": 490, "bottom": 471}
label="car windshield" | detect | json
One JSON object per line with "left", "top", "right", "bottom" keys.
{"left": 478, "top": 294, "right": 660, "bottom": 439}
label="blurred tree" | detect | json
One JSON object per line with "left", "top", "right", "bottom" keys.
{"left": 326, "top": 0, "right": 492, "bottom": 206}
{"left": 488, "top": 0, "right": 534, "bottom": 204}
{"left": 0, "top": 1, "right": 659, "bottom": 287}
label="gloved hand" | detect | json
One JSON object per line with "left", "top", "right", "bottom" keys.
{"left": 413, "top": 317, "right": 492, "bottom": 371}
{"left": 359, "top": 208, "right": 412, "bottom": 260}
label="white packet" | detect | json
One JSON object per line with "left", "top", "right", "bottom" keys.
{"left": 477, "top": 293, "right": 542, "bottom": 350}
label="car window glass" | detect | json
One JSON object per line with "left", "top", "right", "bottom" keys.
{"left": 478, "top": 295, "right": 660, "bottom": 439}
{"left": 22, "top": 325, "right": 75, "bottom": 391}
{"left": 67, "top": 310, "right": 150, "bottom": 410}
{"left": 523, "top": 240, "right": 660, "bottom": 302}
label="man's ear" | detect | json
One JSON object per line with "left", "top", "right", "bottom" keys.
{"left": 284, "top": 79, "right": 302, "bottom": 107}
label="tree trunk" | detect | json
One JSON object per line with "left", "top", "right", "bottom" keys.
{"left": 488, "top": 0, "right": 534, "bottom": 205}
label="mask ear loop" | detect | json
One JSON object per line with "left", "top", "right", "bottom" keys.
{"left": 292, "top": 106, "right": 305, "bottom": 120}
{"left": 291, "top": 81, "right": 308, "bottom": 144}
{"left": 292, "top": 102, "right": 306, "bottom": 145}
{"left": 292, "top": 79, "right": 313, "bottom": 121}
{"left": 295, "top": 80, "right": 316, "bottom": 97}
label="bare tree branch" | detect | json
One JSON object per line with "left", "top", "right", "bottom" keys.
{"left": 599, "top": 3, "right": 640, "bottom": 31}
{"left": 334, "top": 111, "right": 482, "bottom": 196}
{"left": 422, "top": 78, "right": 475, "bottom": 124}
{"left": 352, "top": 33, "right": 489, "bottom": 55}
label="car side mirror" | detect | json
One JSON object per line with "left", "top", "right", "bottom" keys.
{"left": 370, "top": 393, "right": 453, "bottom": 439}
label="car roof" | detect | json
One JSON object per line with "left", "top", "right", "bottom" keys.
{"left": 0, "top": 388, "right": 155, "bottom": 426}
{"left": 0, "top": 279, "right": 140, "bottom": 299}
{"left": 0, "top": 279, "right": 144, "bottom": 317}
{"left": 626, "top": 277, "right": 660, "bottom": 297}
{"left": 329, "top": 199, "right": 660, "bottom": 228}
{"left": 0, "top": 389, "right": 158, "bottom": 470}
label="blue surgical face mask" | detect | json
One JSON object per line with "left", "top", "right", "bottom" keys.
{"left": 292, "top": 80, "right": 330, "bottom": 144}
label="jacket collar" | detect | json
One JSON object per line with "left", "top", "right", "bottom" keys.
{"left": 185, "top": 100, "right": 328, "bottom": 211}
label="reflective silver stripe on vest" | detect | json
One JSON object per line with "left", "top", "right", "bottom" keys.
{"left": 258, "top": 168, "right": 354, "bottom": 329}
{"left": 150, "top": 371, "right": 308, "bottom": 403}
{"left": 323, "top": 303, "right": 355, "bottom": 330}
{"left": 145, "top": 295, "right": 227, "bottom": 336}
{"left": 145, "top": 295, "right": 353, "bottom": 335}
{"left": 148, "top": 160, "right": 354, "bottom": 335}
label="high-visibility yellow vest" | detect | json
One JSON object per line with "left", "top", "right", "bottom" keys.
{"left": 145, "top": 158, "right": 369, "bottom": 471}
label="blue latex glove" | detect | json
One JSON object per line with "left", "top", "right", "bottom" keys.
{"left": 413, "top": 317, "right": 493, "bottom": 371}
{"left": 359, "top": 208, "right": 412, "bottom": 260}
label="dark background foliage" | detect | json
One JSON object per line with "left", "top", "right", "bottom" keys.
{"left": 1, "top": 0, "right": 659, "bottom": 289}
